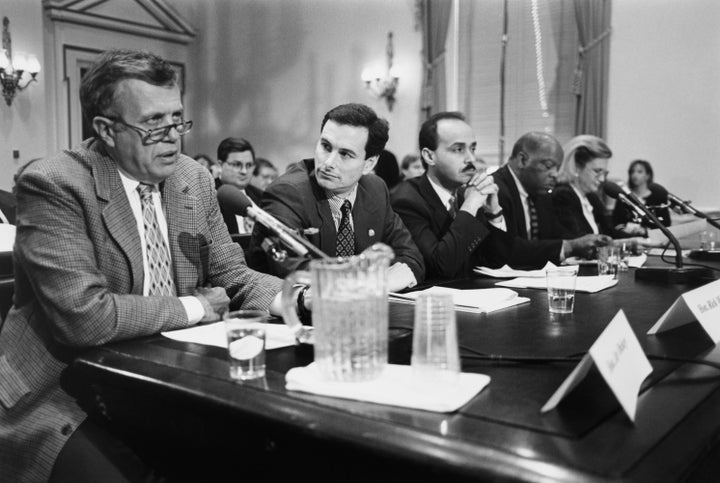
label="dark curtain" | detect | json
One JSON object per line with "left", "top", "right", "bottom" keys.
{"left": 572, "top": 0, "right": 612, "bottom": 137}
{"left": 420, "top": 0, "right": 453, "bottom": 119}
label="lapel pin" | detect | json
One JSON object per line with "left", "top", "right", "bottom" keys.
{"left": 302, "top": 227, "right": 319, "bottom": 236}
{"left": 368, "top": 229, "right": 376, "bottom": 237}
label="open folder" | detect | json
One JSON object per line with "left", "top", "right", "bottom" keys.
{"left": 390, "top": 286, "right": 529, "bottom": 313}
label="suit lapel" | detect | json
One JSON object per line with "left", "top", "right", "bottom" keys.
{"left": 353, "top": 178, "right": 383, "bottom": 250}
{"left": 162, "top": 172, "right": 198, "bottom": 296}
{"left": 93, "top": 145, "right": 144, "bottom": 295}
{"left": 308, "top": 167, "right": 337, "bottom": 256}
{"left": 418, "top": 175, "right": 451, "bottom": 231}
{"left": 497, "top": 166, "right": 528, "bottom": 239}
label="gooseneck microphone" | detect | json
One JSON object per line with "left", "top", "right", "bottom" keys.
{"left": 216, "top": 185, "right": 330, "bottom": 260}
{"left": 666, "top": 191, "right": 720, "bottom": 231}
{"left": 603, "top": 181, "right": 711, "bottom": 284}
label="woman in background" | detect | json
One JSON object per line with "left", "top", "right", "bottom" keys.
{"left": 612, "top": 159, "right": 671, "bottom": 236}
{"left": 552, "top": 135, "right": 621, "bottom": 238}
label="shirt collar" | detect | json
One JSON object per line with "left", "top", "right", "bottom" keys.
{"left": 508, "top": 166, "right": 529, "bottom": 200}
{"left": 427, "top": 175, "right": 456, "bottom": 211}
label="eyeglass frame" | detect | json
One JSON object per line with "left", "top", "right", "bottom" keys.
{"left": 106, "top": 116, "right": 193, "bottom": 145}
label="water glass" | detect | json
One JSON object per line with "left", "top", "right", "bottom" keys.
{"left": 700, "top": 230, "right": 717, "bottom": 250}
{"left": 411, "top": 293, "right": 460, "bottom": 374}
{"left": 597, "top": 245, "right": 619, "bottom": 278}
{"left": 546, "top": 266, "right": 578, "bottom": 314}
{"left": 224, "top": 310, "right": 267, "bottom": 381}
{"left": 616, "top": 241, "right": 630, "bottom": 272}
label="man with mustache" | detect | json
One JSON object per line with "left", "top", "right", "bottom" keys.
{"left": 391, "top": 112, "right": 511, "bottom": 280}
{"left": 493, "top": 131, "right": 611, "bottom": 268}
{"left": 248, "top": 103, "right": 424, "bottom": 292}
{"left": 0, "top": 49, "right": 293, "bottom": 482}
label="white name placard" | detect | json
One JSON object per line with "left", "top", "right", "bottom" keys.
{"left": 542, "top": 310, "right": 652, "bottom": 422}
{"left": 647, "top": 279, "right": 720, "bottom": 342}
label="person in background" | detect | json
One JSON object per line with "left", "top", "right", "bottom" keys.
{"left": 612, "top": 159, "right": 671, "bottom": 236}
{"left": 373, "top": 149, "right": 401, "bottom": 190}
{"left": 400, "top": 154, "right": 425, "bottom": 180}
{"left": 250, "top": 157, "right": 279, "bottom": 192}
{"left": 0, "top": 48, "right": 302, "bottom": 482}
{"left": 552, "top": 135, "right": 624, "bottom": 239}
{"left": 493, "top": 132, "right": 611, "bottom": 268}
{"left": 248, "top": 103, "right": 424, "bottom": 292}
{"left": 391, "top": 112, "right": 510, "bottom": 280}
{"left": 215, "top": 137, "right": 263, "bottom": 234}
{"left": 193, "top": 153, "right": 213, "bottom": 172}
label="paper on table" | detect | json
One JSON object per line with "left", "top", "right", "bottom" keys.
{"left": 286, "top": 363, "right": 490, "bottom": 413}
{"left": 496, "top": 275, "right": 618, "bottom": 293}
{"left": 474, "top": 261, "right": 557, "bottom": 278}
{"left": 564, "top": 253, "right": 647, "bottom": 268}
{"left": 627, "top": 253, "right": 647, "bottom": 268}
{"left": 390, "top": 286, "right": 529, "bottom": 313}
{"left": 647, "top": 218, "right": 707, "bottom": 245}
{"left": 162, "top": 321, "right": 307, "bottom": 350}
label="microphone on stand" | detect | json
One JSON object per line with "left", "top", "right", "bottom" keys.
{"left": 603, "top": 181, "right": 712, "bottom": 284}
{"left": 217, "top": 185, "right": 330, "bottom": 260}
{"left": 666, "top": 191, "right": 720, "bottom": 231}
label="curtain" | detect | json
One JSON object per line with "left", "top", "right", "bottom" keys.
{"left": 420, "top": 0, "right": 453, "bottom": 119}
{"left": 573, "top": 0, "right": 612, "bottom": 137}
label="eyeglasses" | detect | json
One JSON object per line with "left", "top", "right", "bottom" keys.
{"left": 110, "top": 117, "right": 193, "bottom": 144}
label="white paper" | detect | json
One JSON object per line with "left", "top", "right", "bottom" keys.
{"left": 473, "top": 261, "right": 557, "bottom": 279}
{"left": 648, "top": 279, "right": 720, "bottom": 341}
{"left": 0, "top": 224, "right": 15, "bottom": 252}
{"left": 162, "top": 321, "right": 307, "bottom": 350}
{"left": 496, "top": 275, "right": 618, "bottom": 293}
{"left": 627, "top": 253, "right": 647, "bottom": 268}
{"left": 286, "top": 363, "right": 490, "bottom": 413}
{"left": 390, "top": 287, "right": 530, "bottom": 313}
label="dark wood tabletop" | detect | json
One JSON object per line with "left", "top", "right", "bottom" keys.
{"left": 64, "top": 254, "right": 720, "bottom": 482}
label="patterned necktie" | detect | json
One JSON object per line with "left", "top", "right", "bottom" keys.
{"left": 448, "top": 195, "right": 458, "bottom": 219}
{"left": 527, "top": 196, "right": 539, "bottom": 240}
{"left": 137, "top": 184, "right": 176, "bottom": 296}
{"left": 335, "top": 199, "right": 355, "bottom": 257}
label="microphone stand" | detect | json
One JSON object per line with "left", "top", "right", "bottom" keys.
{"left": 669, "top": 194, "right": 720, "bottom": 231}
{"left": 621, "top": 193, "right": 713, "bottom": 284}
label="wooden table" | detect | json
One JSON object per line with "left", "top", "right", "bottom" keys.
{"left": 64, "top": 256, "right": 720, "bottom": 482}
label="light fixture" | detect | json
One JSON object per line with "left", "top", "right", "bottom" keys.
{"left": 0, "top": 17, "right": 41, "bottom": 106}
{"left": 361, "top": 31, "right": 399, "bottom": 111}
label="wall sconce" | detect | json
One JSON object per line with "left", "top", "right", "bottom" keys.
{"left": 361, "top": 31, "right": 399, "bottom": 111}
{"left": 0, "top": 17, "right": 41, "bottom": 106}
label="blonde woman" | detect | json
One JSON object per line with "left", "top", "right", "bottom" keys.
{"left": 552, "top": 135, "right": 621, "bottom": 238}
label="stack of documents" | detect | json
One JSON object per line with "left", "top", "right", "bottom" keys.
{"left": 162, "top": 321, "right": 307, "bottom": 350}
{"left": 286, "top": 363, "right": 490, "bottom": 413}
{"left": 496, "top": 275, "right": 618, "bottom": 293}
{"left": 390, "top": 286, "right": 529, "bottom": 313}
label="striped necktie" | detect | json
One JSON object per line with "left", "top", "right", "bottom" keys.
{"left": 527, "top": 196, "right": 539, "bottom": 240}
{"left": 137, "top": 184, "right": 176, "bottom": 296}
{"left": 335, "top": 199, "right": 355, "bottom": 257}
{"left": 448, "top": 195, "right": 458, "bottom": 219}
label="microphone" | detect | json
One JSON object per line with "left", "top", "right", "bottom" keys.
{"left": 666, "top": 191, "right": 720, "bottom": 231}
{"left": 216, "top": 185, "right": 329, "bottom": 260}
{"left": 603, "top": 181, "right": 711, "bottom": 284}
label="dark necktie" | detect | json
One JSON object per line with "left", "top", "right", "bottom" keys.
{"left": 137, "top": 184, "right": 176, "bottom": 296}
{"left": 335, "top": 199, "right": 355, "bottom": 257}
{"left": 448, "top": 195, "right": 458, "bottom": 219}
{"left": 527, "top": 196, "right": 539, "bottom": 240}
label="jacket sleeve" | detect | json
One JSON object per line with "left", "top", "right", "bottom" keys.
{"left": 378, "top": 189, "right": 425, "bottom": 283}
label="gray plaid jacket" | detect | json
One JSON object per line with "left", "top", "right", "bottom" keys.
{"left": 0, "top": 139, "right": 282, "bottom": 482}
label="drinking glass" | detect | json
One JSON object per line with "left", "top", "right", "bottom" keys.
{"left": 224, "top": 310, "right": 267, "bottom": 381}
{"left": 546, "top": 266, "right": 578, "bottom": 314}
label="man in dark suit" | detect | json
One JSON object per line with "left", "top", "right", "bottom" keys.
{"left": 248, "top": 103, "right": 424, "bottom": 292}
{"left": 391, "top": 112, "right": 510, "bottom": 280}
{"left": 215, "top": 137, "right": 264, "bottom": 234}
{"left": 493, "top": 131, "right": 611, "bottom": 268}
{"left": 0, "top": 49, "right": 294, "bottom": 482}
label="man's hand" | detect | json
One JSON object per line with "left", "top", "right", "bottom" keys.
{"left": 387, "top": 262, "right": 417, "bottom": 292}
{"left": 565, "top": 234, "right": 613, "bottom": 259}
{"left": 194, "top": 286, "right": 230, "bottom": 322}
{"left": 461, "top": 173, "right": 500, "bottom": 215}
{"left": 615, "top": 222, "right": 647, "bottom": 237}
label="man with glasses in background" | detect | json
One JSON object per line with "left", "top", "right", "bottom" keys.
{"left": 215, "top": 137, "right": 263, "bottom": 234}
{"left": 0, "top": 49, "right": 290, "bottom": 482}
{"left": 493, "top": 131, "right": 611, "bottom": 268}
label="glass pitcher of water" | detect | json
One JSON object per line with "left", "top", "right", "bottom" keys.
{"left": 281, "top": 243, "right": 393, "bottom": 382}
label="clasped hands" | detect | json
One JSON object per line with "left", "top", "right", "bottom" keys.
{"left": 461, "top": 172, "right": 502, "bottom": 216}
